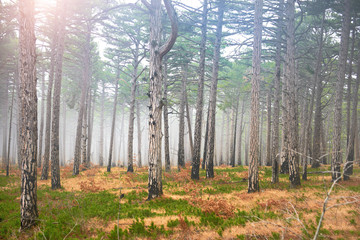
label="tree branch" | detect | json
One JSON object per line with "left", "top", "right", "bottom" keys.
{"left": 159, "top": 0, "right": 178, "bottom": 60}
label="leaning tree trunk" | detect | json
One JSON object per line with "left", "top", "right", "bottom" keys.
{"left": 285, "top": 0, "right": 300, "bottom": 188}
{"left": 73, "top": 23, "right": 91, "bottom": 175}
{"left": 248, "top": 0, "right": 263, "bottom": 193}
{"left": 191, "top": 0, "right": 208, "bottom": 179}
{"left": 177, "top": 65, "right": 187, "bottom": 170}
{"left": 205, "top": 0, "right": 224, "bottom": 179}
{"left": 19, "top": 0, "right": 38, "bottom": 228}
{"left": 312, "top": 10, "right": 325, "bottom": 169}
{"left": 331, "top": 0, "right": 351, "bottom": 181}
{"left": 163, "top": 58, "right": 171, "bottom": 172}
{"left": 185, "top": 92, "right": 194, "bottom": 159}
{"left": 107, "top": 77, "right": 119, "bottom": 172}
{"left": 141, "top": 0, "right": 178, "bottom": 200}
{"left": 51, "top": 0, "right": 66, "bottom": 189}
{"left": 344, "top": 41, "right": 360, "bottom": 180}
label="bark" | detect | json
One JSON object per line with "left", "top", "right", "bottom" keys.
{"left": 219, "top": 111, "right": 225, "bottom": 165}
{"left": 2, "top": 76, "right": 8, "bottom": 173}
{"left": 225, "top": 111, "right": 230, "bottom": 164}
{"left": 99, "top": 81, "right": 105, "bottom": 166}
{"left": 185, "top": 92, "right": 194, "bottom": 159}
{"left": 259, "top": 108, "right": 264, "bottom": 166}
{"left": 265, "top": 87, "right": 272, "bottom": 166}
{"left": 81, "top": 91, "right": 89, "bottom": 165}
{"left": 163, "top": 58, "right": 171, "bottom": 172}
{"left": 62, "top": 102, "right": 66, "bottom": 166}
{"left": 191, "top": 0, "right": 208, "bottom": 179}
{"left": 205, "top": 0, "right": 224, "bottom": 179}
{"left": 107, "top": 77, "right": 119, "bottom": 172}
{"left": 271, "top": 0, "right": 283, "bottom": 184}
{"left": 230, "top": 96, "right": 239, "bottom": 167}
{"left": 248, "top": 0, "right": 262, "bottom": 193}
{"left": 37, "top": 72, "right": 45, "bottom": 168}
{"left": 346, "top": 25, "right": 356, "bottom": 146}
{"left": 178, "top": 65, "right": 187, "bottom": 170}
{"left": 143, "top": 0, "right": 178, "bottom": 200}
{"left": 311, "top": 10, "right": 325, "bottom": 169}
{"left": 19, "top": 0, "right": 38, "bottom": 228}
{"left": 237, "top": 100, "right": 245, "bottom": 165}
{"left": 6, "top": 85, "right": 15, "bottom": 176}
{"left": 41, "top": 17, "right": 57, "bottom": 180}
{"left": 202, "top": 108, "right": 210, "bottom": 169}
{"left": 344, "top": 40, "right": 360, "bottom": 180}
{"left": 245, "top": 125, "right": 249, "bottom": 166}
{"left": 86, "top": 91, "right": 95, "bottom": 167}
{"left": 331, "top": 0, "right": 351, "bottom": 181}
{"left": 136, "top": 89, "right": 142, "bottom": 167}
{"left": 284, "top": 0, "right": 301, "bottom": 187}
{"left": 127, "top": 43, "right": 140, "bottom": 173}
{"left": 301, "top": 93, "right": 309, "bottom": 180}
{"left": 73, "top": 23, "right": 91, "bottom": 175}
{"left": 51, "top": 0, "right": 66, "bottom": 189}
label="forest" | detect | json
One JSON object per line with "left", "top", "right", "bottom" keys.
{"left": 0, "top": 0, "right": 360, "bottom": 239}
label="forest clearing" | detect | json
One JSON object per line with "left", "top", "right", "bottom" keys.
{"left": 1, "top": 164, "right": 359, "bottom": 239}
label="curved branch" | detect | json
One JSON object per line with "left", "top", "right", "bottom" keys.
{"left": 159, "top": 0, "right": 178, "bottom": 60}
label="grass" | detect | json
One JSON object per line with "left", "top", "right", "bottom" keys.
{"left": 0, "top": 164, "right": 359, "bottom": 239}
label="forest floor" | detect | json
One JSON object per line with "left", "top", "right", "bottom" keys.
{"left": 0, "top": 163, "right": 359, "bottom": 239}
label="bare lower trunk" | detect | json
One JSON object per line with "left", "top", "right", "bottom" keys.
{"left": 248, "top": 0, "right": 262, "bottom": 193}
{"left": 6, "top": 85, "right": 15, "bottom": 176}
{"left": 81, "top": 91, "right": 89, "bottom": 165}
{"left": 185, "top": 93, "right": 193, "bottom": 159}
{"left": 99, "top": 81, "right": 105, "bottom": 166}
{"left": 219, "top": 112, "right": 225, "bottom": 165}
{"left": 19, "top": 0, "right": 38, "bottom": 228}
{"left": 331, "top": 0, "right": 351, "bottom": 181}
{"left": 163, "top": 59, "right": 171, "bottom": 172}
{"left": 86, "top": 92, "right": 95, "bottom": 167}
{"left": 136, "top": 93, "right": 142, "bottom": 167}
{"left": 230, "top": 96, "right": 239, "bottom": 167}
{"left": 237, "top": 101, "right": 245, "bottom": 165}
{"left": 344, "top": 41, "right": 360, "bottom": 180}
{"left": 265, "top": 88, "right": 272, "bottom": 166}
{"left": 37, "top": 72, "right": 45, "bottom": 168}
{"left": 206, "top": 0, "right": 224, "bottom": 179}
{"left": 107, "top": 78, "right": 119, "bottom": 172}
{"left": 2, "top": 78, "right": 8, "bottom": 173}
{"left": 178, "top": 66, "right": 187, "bottom": 170}
{"left": 191, "top": 0, "right": 208, "bottom": 179}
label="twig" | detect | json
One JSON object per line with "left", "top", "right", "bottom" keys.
{"left": 63, "top": 223, "right": 78, "bottom": 240}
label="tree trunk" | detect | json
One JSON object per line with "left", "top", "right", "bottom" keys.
{"left": 202, "top": 107, "right": 210, "bottom": 169}
{"left": 285, "top": 0, "right": 300, "bottom": 187}
{"left": 2, "top": 76, "right": 8, "bottom": 173}
{"left": 259, "top": 108, "right": 264, "bottom": 166}
{"left": 86, "top": 91, "right": 95, "bottom": 167}
{"left": 73, "top": 25, "right": 91, "bottom": 175}
{"left": 163, "top": 58, "right": 171, "bottom": 172}
{"left": 346, "top": 24, "right": 356, "bottom": 146}
{"left": 107, "top": 78, "right": 119, "bottom": 172}
{"left": 219, "top": 111, "right": 225, "bottom": 165}
{"left": 143, "top": 0, "right": 178, "bottom": 200}
{"left": 6, "top": 85, "right": 15, "bottom": 176}
{"left": 177, "top": 65, "right": 187, "bottom": 170}
{"left": 331, "top": 0, "right": 351, "bottom": 181}
{"left": 205, "top": 0, "right": 224, "bottom": 179}
{"left": 185, "top": 92, "right": 194, "bottom": 159}
{"left": 225, "top": 111, "right": 230, "bottom": 164}
{"left": 237, "top": 100, "right": 245, "bottom": 165}
{"left": 230, "top": 96, "right": 239, "bottom": 167}
{"left": 51, "top": 0, "right": 66, "bottom": 189}
{"left": 19, "top": 0, "right": 38, "bottom": 228}
{"left": 344, "top": 40, "right": 360, "bottom": 180}
{"left": 311, "top": 10, "right": 325, "bottom": 169}
{"left": 136, "top": 90, "right": 142, "bottom": 167}
{"left": 99, "top": 81, "right": 105, "bottom": 166}
{"left": 191, "top": 0, "right": 208, "bottom": 179}
{"left": 248, "top": 0, "right": 262, "bottom": 193}
{"left": 81, "top": 91, "right": 89, "bottom": 165}
{"left": 37, "top": 72, "right": 45, "bottom": 168}
{"left": 245, "top": 125, "right": 249, "bottom": 166}
{"left": 127, "top": 43, "right": 140, "bottom": 173}
{"left": 41, "top": 17, "right": 57, "bottom": 180}
{"left": 265, "top": 87, "right": 272, "bottom": 166}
